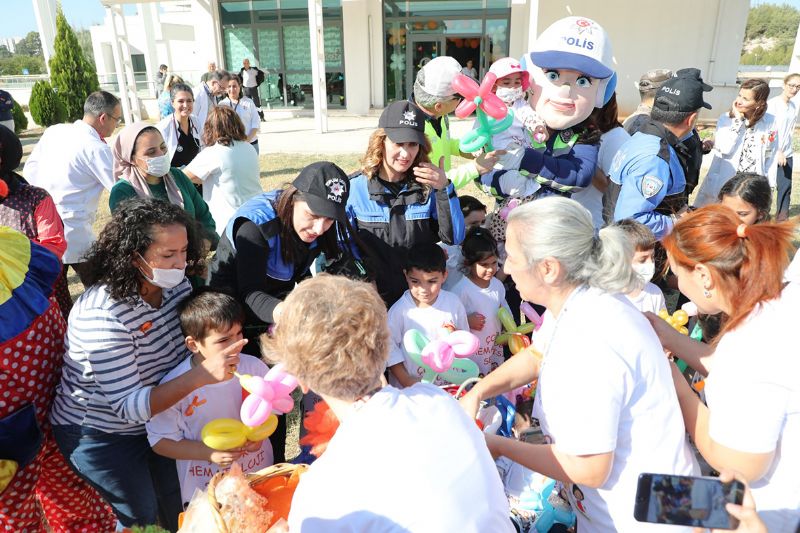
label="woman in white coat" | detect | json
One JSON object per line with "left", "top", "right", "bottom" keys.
{"left": 219, "top": 74, "right": 261, "bottom": 154}
{"left": 156, "top": 82, "right": 202, "bottom": 169}
{"left": 694, "top": 79, "right": 779, "bottom": 207}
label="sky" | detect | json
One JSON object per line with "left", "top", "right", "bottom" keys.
{"left": 1, "top": 0, "right": 135, "bottom": 40}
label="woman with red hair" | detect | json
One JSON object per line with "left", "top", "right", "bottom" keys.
{"left": 649, "top": 205, "right": 799, "bottom": 532}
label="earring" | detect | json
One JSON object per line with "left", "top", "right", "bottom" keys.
{"left": 703, "top": 288, "right": 712, "bottom": 299}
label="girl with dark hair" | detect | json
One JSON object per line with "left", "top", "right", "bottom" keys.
{"left": 209, "top": 161, "right": 355, "bottom": 462}
{"left": 717, "top": 172, "right": 772, "bottom": 225}
{"left": 695, "top": 79, "right": 778, "bottom": 206}
{"left": 183, "top": 106, "right": 262, "bottom": 235}
{"left": 49, "top": 198, "right": 245, "bottom": 530}
{"left": 156, "top": 81, "right": 202, "bottom": 169}
{"left": 649, "top": 206, "right": 799, "bottom": 531}
{"left": 452, "top": 227, "right": 510, "bottom": 376}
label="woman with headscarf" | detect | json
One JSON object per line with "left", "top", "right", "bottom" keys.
{"left": 0, "top": 226, "right": 116, "bottom": 531}
{"left": 108, "top": 121, "right": 218, "bottom": 244}
{"left": 0, "top": 125, "right": 72, "bottom": 317}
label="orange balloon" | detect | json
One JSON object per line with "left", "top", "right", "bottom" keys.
{"left": 413, "top": 22, "right": 424, "bottom": 30}
{"left": 427, "top": 20, "right": 438, "bottom": 30}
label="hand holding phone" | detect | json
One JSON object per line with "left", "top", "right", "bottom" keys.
{"left": 634, "top": 473, "right": 746, "bottom": 530}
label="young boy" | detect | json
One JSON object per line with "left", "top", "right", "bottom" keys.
{"left": 614, "top": 219, "right": 667, "bottom": 314}
{"left": 146, "top": 289, "right": 273, "bottom": 508}
{"left": 387, "top": 243, "right": 469, "bottom": 387}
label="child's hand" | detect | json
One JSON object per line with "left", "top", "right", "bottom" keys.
{"left": 198, "top": 338, "right": 247, "bottom": 384}
{"left": 475, "top": 150, "right": 505, "bottom": 175}
{"left": 468, "top": 312, "right": 486, "bottom": 331}
{"left": 210, "top": 449, "right": 244, "bottom": 468}
{"left": 241, "top": 440, "right": 263, "bottom": 453}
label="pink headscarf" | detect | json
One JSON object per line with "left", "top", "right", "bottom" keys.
{"left": 112, "top": 121, "right": 184, "bottom": 208}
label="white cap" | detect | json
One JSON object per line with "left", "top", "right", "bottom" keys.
{"left": 417, "top": 56, "right": 462, "bottom": 98}
{"left": 528, "top": 16, "right": 613, "bottom": 79}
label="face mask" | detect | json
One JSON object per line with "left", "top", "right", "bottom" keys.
{"left": 138, "top": 253, "right": 185, "bottom": 289}
{"left": 496, "top": 86, "right": 524, "bottom": 105}
{"left": 141, "top": 153, "right": 171, "bottom": 177}
{"left": 632, "top": 261, "right": 656, "bottom": 284}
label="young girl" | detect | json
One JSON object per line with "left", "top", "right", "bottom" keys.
{"left": 452, "top": 227, "right": 510, "bottom": 376}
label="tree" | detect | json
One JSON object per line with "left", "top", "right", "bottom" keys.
{"left": 49, "top": 8, "right": 100, "bottom": 122}
{"left": 75, "top": 29, "right": 95, "bottom": 63}
{"left": 0, "top": 46, "right": 11, "bottom": 59}
{"left": 29, "top": 80, "right": 66, "bottom": 127}
{"left": 12, "top": 100, "right": 28, "bottom": 134}
{"left": 740, "top": 4, "right": 800, "bottom": 65}
{"left": 0, "top": 55, "right": 45, "bottom": 75}
{"left": 15, "top": 31, "right": 42, "bottom": 57}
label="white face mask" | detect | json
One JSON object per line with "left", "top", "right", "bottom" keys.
{"left": 141, "top": 153, "right": 171, "bottom": 177}
{"left": 496, "top": 86, "right": 524, "bottom": 105}
{"left": 632, "top": 261, "right": 656, "bottom": 284}
{"left": 138, "top": 253, "right": 185, "bottom": 289}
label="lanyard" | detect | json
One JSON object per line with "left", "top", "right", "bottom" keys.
{"left": 173, "top": 115, "right": 200, "bottom": 151}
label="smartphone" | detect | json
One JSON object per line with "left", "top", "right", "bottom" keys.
{"left": 634, "top": 473, "right": 745, "bottom": 530}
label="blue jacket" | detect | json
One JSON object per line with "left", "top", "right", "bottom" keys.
{"left": 346, "top": 173, "right": 464, "bottom": 305}
{"left": 611, "top": 122, "right": 686, "bottom": 240}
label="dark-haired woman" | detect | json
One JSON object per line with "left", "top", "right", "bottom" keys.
{"left": 50, "top": 198, "right": 245, "bottom": 529}
{"left": 218, "top": 74, "right": 261, "bottom": 154}
{"left": 184, "top": 106, "right": 262, "bottom": 236}
{"left": 451, "top": 227, "right": 509, "bottom": 376}
{"left": 156, "top": 81, "right": 202, "bottom": 169}
{"left": 718, "top": 172, "right": 772, "bottom": 226}
{"left": 695, "top": 79, "right": 779, "bottom": 207}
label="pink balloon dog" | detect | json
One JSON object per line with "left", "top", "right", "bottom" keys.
{"left": 237, "top": 364, "right": 299, "bottom": 427}
{"left": 421, "top": 330, "right": 480, "bottom": 373}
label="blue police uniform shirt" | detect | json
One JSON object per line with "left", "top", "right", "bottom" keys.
{"left": 610, "top": 132, "right": 686, "bottom": 240}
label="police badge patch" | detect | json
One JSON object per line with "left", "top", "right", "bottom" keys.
{"left": 640, "top": 175, "right": 663, "bottom": 199}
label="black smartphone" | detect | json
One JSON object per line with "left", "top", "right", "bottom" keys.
{"left": 634, "top": 473, "right": 745, "bottom": 530}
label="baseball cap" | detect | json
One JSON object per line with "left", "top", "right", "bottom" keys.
{"left": 417, "top": 56, "right": 462, "bottom": 98}
{"left": 529, "top": 16, "right": 614, "bottom": 79}
{"left": 378, "top": 101, "right": 427, "bottom": 145}
{"left": 489, "top": 57, "right": 530, "bottom": 91}
{"left": 292, "top": 161, "right": 350, "bottom": 222}
{"left": 638, "top": 69, "right": 673, "bottom": 91}
{"left": 653, "top": 69, "right": 713, "bottom": 112}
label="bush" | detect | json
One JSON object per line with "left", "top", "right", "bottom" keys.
{"left": 49, "top": 8, "right": 100, "bottom": 122}
{"left": 29, "top": 80, "right": 65, "bottom": 127}
{"left": 11, "top": 100, "right": 27, "bottom": 133}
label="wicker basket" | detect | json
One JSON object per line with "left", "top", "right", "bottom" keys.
{"left": 203, "top": 462, "right": 308, "bottom": 533}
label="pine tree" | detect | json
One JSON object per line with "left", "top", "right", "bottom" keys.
{"left": 49, "top": 7, "right": 100, "bottom": 122}
{"left": 29, "top": 80, "right": 66, "bottom": 127}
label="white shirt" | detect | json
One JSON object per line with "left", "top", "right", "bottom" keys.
{"left": 386, "top": 290, "right": 469, "bottom": 386}
{"left": 625, "top": 282, "right": 666, "bottom": 314}
{"left": 288, "top": 384, "right": 514, "bottom": 532}
{"left": 156, "top": 113, "right": 202, "bottom": 163}
{"left": 184, "top": 140, "right": 262, "bottom": 235}
{"left": 23, "top": 120, "right": 115, "bottom": 263}
{"left": 146, "top": 354, "right": 274, "bottom": 506}
{"left": 218, "top": 96, "right": 261, "bottom": 141}
{"left": 572, "top": 127, "right": 630, "bottom": 229}
{"left": 452, "top": 276, "right": 510, "bottom": 376}
{"left": 704, "top": 283, "right": 800, "bottom": 532}
{"left": 241, "top": 67, "right": 258, "bottom": 88}
{"left": 193, "top": 83, "right": 215, "bottom": 139}
{"left": 440, "top": 242, "right": 464, "bottom": 291}
{"left": 533, "top": 286, "right": 696, "bottom": 533}
{"left": 767, "top": 95, "right": 797, "bottom": 158}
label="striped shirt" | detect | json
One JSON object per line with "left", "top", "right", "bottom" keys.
{"left": 50, "top": 280, "right": 192, "bottom": 434}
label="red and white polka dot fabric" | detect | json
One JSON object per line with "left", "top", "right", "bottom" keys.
{"left": 0, "top": 297, "right": 116, "bottom": 532}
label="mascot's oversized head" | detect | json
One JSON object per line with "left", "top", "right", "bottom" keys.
{"left": 522, "top": 16, "right": 616, "bottom": 131}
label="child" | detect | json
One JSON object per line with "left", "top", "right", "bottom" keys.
{"left": 442, "top": 195, "right": 487, "bottom": 291}
{"left": 614, "top": 219, "right": 667, "bottom": 314}
{"left": 146, "top": 289, "right": 274, "bottom": 508}
{"left": 387, "top": 243, "right": 469, "bottom": 387}
{"left": 452, "top": 228, "right": 510, "bottom": 376}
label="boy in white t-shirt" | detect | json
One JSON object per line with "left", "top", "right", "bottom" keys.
{"left": 387, "top": 243, "right": 469, "bottom": 387}
{"left": 146, "top": 289, "right": 273, "bottom": 507}
{"left": 614, "top": 219, "right": 667, "bottom": 314}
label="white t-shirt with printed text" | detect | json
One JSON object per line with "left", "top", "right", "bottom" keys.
{"left": 532, "top": 286, "right": 697, "bottom": 533}
{"left": 625, "top": 282, "right": 667, "bottom": 314}
{"left": 704, "top": 282, "right": 800, "bottom": 532}
{"left": 146, "top": 354, "right": 274, "bottom": 506}
{"left": 288, "top": 384, "right": 514, "bottom": 532}
{"left": 386, "top": 289, "right": 469, "bottom": 386}
{"left": 452, "top": 276, "right": 510, "bottom": 376}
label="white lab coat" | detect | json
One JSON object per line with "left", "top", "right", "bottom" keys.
{"left": 156, "top": 113, "right": 203, "bottom": 163}
{"left": 23, "top": 120, "right": 115, "bottom": 263}
{"left": 193, "top": 83, "right": 215, "bottom": 139}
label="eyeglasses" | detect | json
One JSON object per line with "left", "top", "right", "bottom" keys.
{"left": 787, "top": 84, "right": 800, "bottom": 90}
{"left": 107, "top": 113, "right": 122, "bottom": 123}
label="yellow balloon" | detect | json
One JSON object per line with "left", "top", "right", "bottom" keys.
{"left": 201, "top": 416, "right": 280, "bottom": 451}
{"left": 679, "top": 326, "right": 689, "bottom": 335}
{"left": 666, "top": 317, "right": 676, "bottom": 327}
{"left": 248, "top": 414, "right": 278, "bottom": 441}
{"left": 657, "top": 309, "right": 670, "bottom": 320}
{"left": 673, "top": 310, "right": 689, "bottom": 327}
{"left": 0, "top": 459, "right": 18, "bottom": 493}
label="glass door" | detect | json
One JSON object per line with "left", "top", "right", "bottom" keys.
{"left": 255, "top": 26, "right": 283, "bottom": 105}
{"left": 406, "top": 36, "right": 445, "bottom": 99}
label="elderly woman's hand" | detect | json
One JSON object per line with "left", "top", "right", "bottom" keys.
{"left": 413, "top": 157, "right": 448, "bottom": 190}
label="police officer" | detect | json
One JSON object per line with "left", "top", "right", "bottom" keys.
{"left": 611, "top": 71, "right": 712, "bottom": 239}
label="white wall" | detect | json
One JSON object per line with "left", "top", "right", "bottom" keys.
{"left": 509, "top": 0, "right": 749, "bottom": 119}
{"left": 343, "top": 0, "right": 385, "bottom": 114}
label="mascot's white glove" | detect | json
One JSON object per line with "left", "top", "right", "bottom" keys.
{"left": 494, "top": 142, "right": 526, "bottom": 171}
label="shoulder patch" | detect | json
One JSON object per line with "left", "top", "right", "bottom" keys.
{"left": 640, "top": 175, "right": 664, "bottom": 199}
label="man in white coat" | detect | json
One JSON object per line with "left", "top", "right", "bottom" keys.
{"left": 23, "top": 91, "right": 120, "bottom": 288}
{"left": 193, "top": 70, "right": 230, "bottom": 138}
